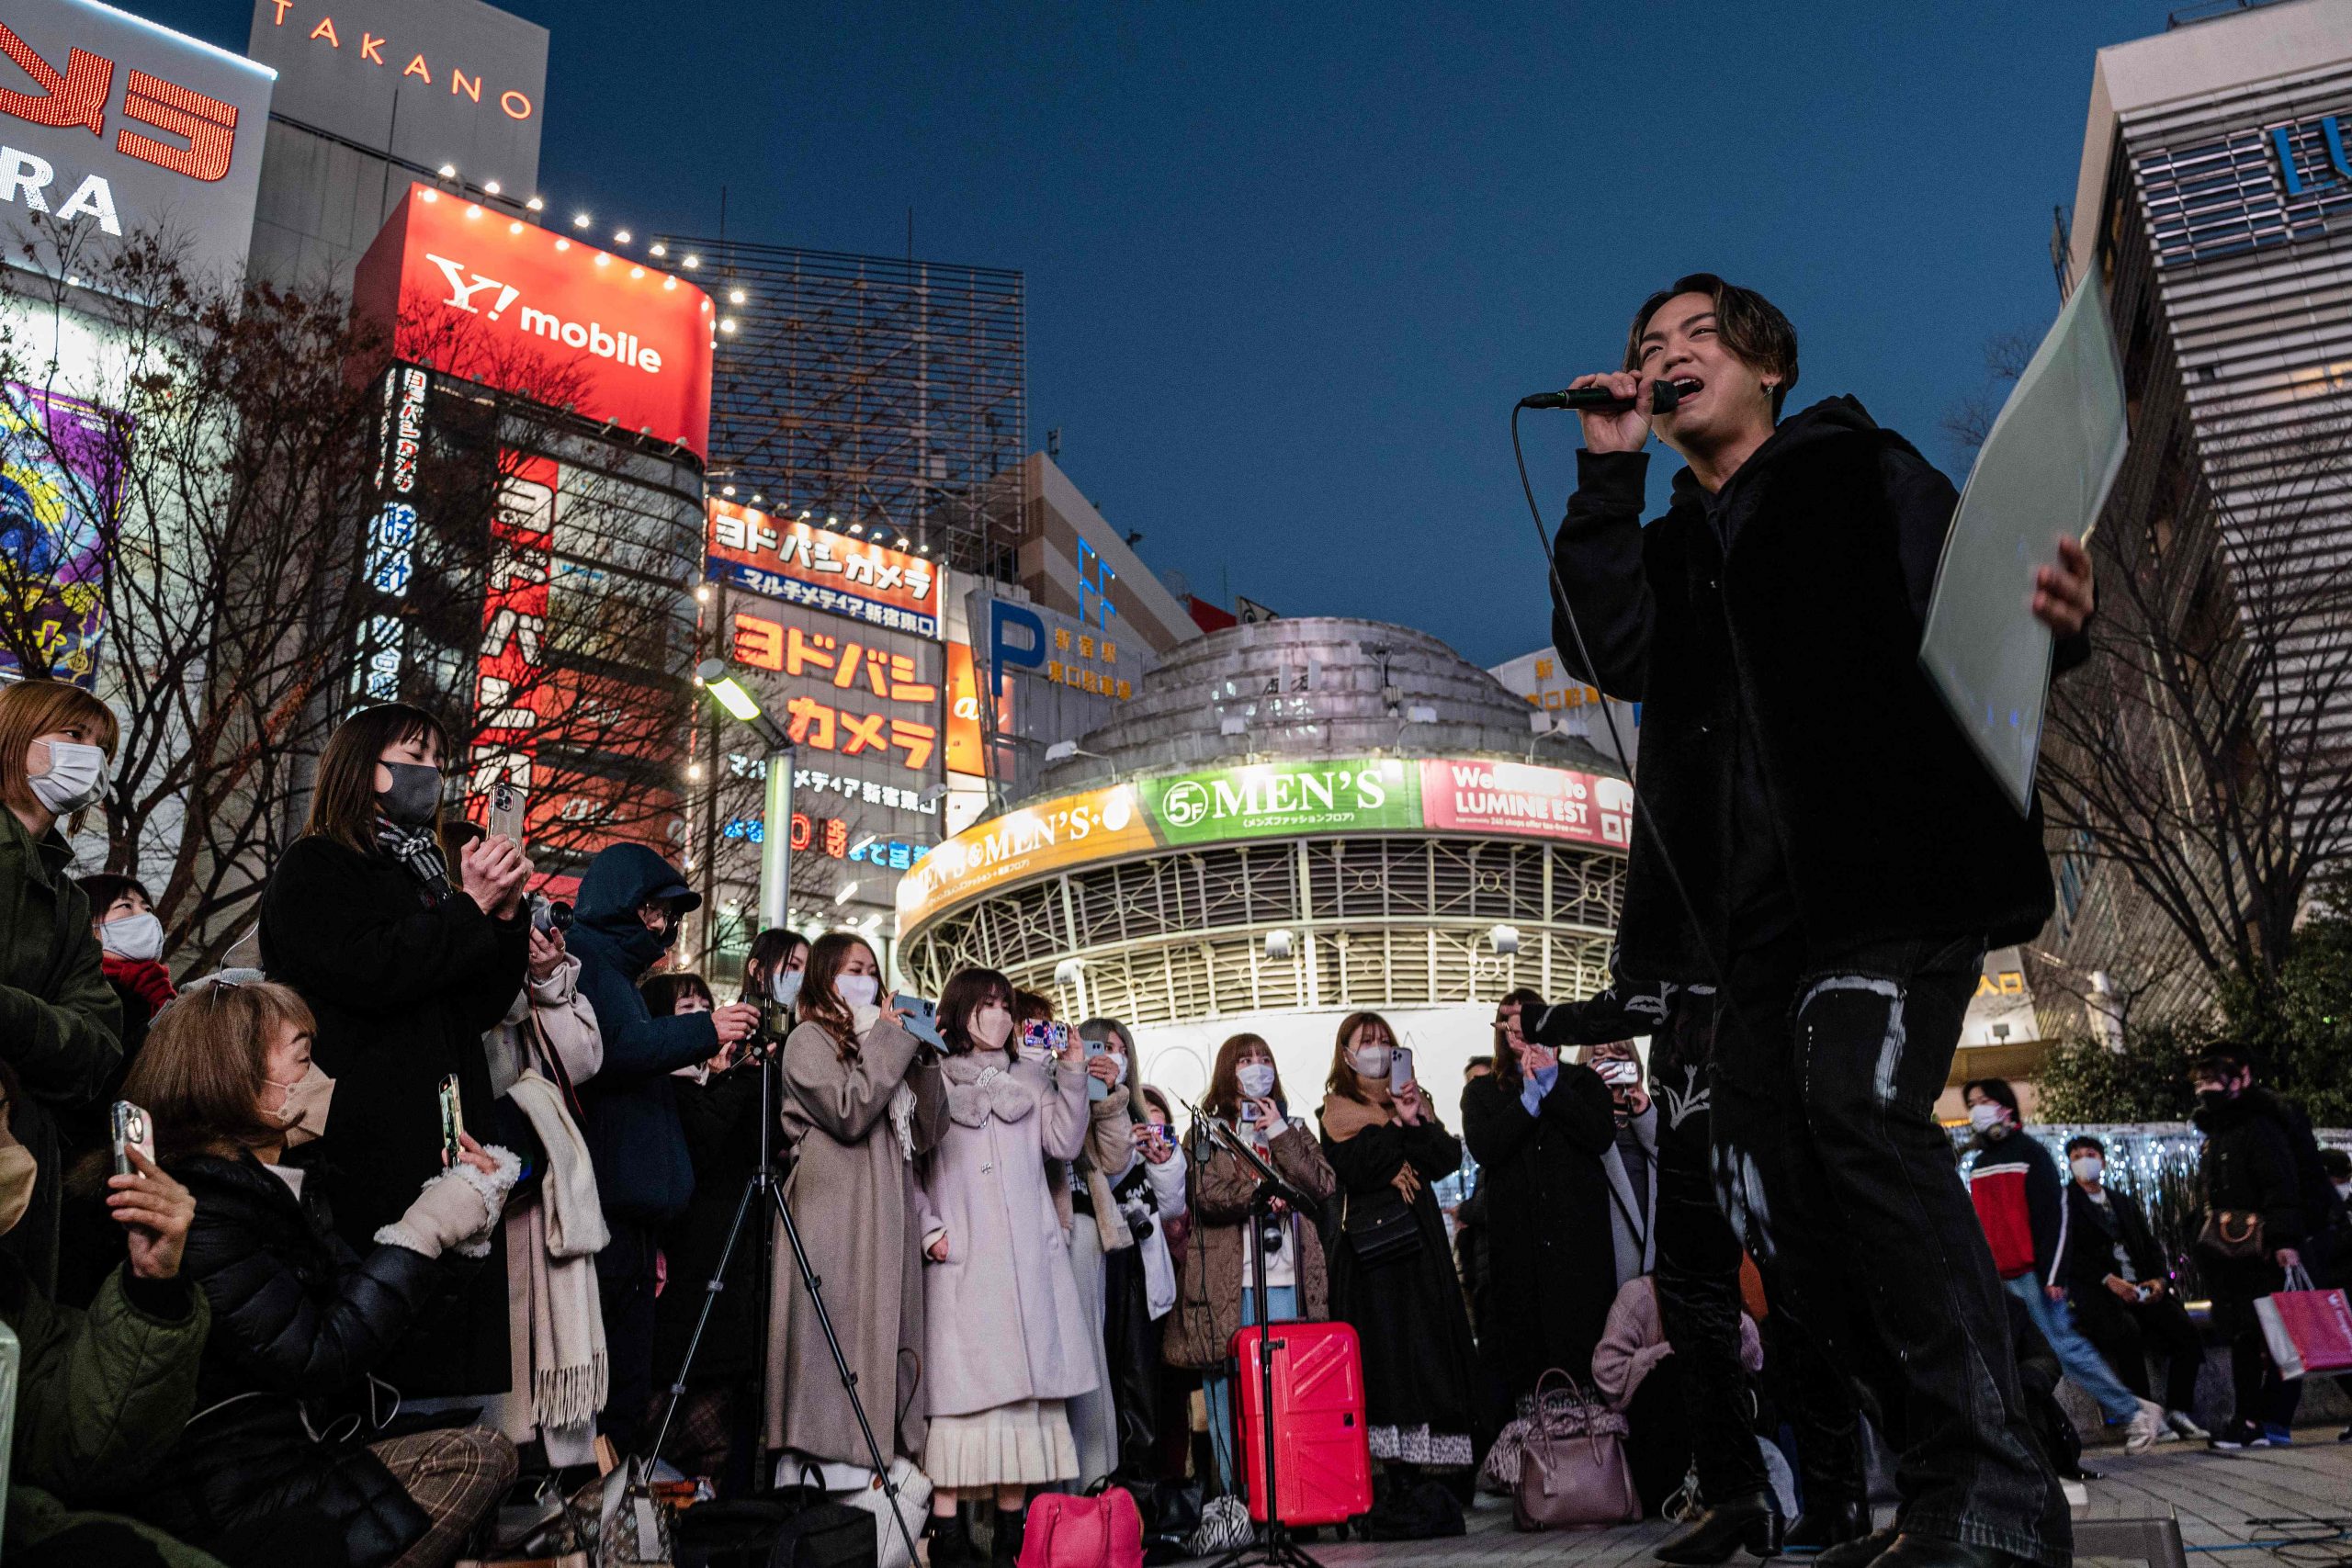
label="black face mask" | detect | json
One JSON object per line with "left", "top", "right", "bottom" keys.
{"left": 377, "top": 761, "right": 443, "bottom": 827}
{"left": 2196, "top": 1088, "right": 2233, "bottom": 1112}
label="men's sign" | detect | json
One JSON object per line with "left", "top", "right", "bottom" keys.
{"left": 353, "top": 184, "right": 715, "bottom": 458}
{"left": 899, "top": 754, "right": 1634, "bottom": 928}
{"left": 0, "top": 0, "right": 276, "bottom": 285}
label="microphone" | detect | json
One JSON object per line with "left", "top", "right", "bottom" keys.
{"left": 1520, "top": 378, "right": 1690, "bottom": 414}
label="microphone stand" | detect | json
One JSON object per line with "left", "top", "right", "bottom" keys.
{"left": 1188, "top": 1104, "right": 1325, "bottom": 1568}
{"left": 649, "top": 1000, "right": 922, "bottom": 1567}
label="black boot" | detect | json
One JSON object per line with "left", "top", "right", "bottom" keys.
{"left": 991, "top": 1506, "right": 1026, "bottom": 1564}
{"left": 1869, "top": 1535, "right": 2033, "bottom": 1568}
{"left": 1816, "top": 1527, "right": 1898, "bottom": 1568}
{"left": 1654, "top": 1489, "right": 1783, "bottom": 1565}
{"left": 1787, "top": 1498, "right": 1869, "bottom": 1554}
{"left": 929, "top": 1510, "right": 982, "bottom": 1567}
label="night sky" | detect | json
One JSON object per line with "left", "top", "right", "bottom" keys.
{"left": 134, "top": 0, "right": 2167, "bottom": 668}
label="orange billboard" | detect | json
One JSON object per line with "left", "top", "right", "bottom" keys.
{"left": 706, "top": 500, "right": 943, "bottom": 640}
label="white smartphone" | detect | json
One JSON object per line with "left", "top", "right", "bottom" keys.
{"left": 1387, "top": 1045, "right": 1417, "bottom": 1093}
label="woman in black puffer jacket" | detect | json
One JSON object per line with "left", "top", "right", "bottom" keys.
{"left": 124, "top": 978, "right": 520, "bottom": 1568}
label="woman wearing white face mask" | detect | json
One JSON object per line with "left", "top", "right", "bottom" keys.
{"left": 765, "top": 931, "right": 946, "bottom": 1489}
{"left": 1163, "top": 1032, "right": 1335, "bottom": 1499}
{"left": 0, "top": 679, "right": 130, "bottom": 1297}
{"left": 84, "top": 874, "right": 178, "bottom": 1069}
{"left": 1320, "top": 1010, "right": 1486, "bottom": 1490}
{"left": 914, "top": 969, "right": 1094, "bottom": 1565}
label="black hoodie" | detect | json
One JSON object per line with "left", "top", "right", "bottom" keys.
{"left": 1551, "top": 396, "right": 2085, "bottom": 975}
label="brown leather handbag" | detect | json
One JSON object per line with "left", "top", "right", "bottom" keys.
{"left": 2197, "top": 1209, "right": 2267, "bottom": 1262}
{"left": 1512, "top": 1369, "right": 1642, "bottom": 1531}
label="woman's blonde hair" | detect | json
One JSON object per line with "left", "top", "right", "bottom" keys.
{"left": 122, "top": 978, "right": 313, "bottom": 1163}
{"left": 0, "top": 680, "right": 119, "bottom": 820}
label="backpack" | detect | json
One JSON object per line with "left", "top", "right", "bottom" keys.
{"left": 1017, "top": 1486, "right": 1144, "bottom": 1568}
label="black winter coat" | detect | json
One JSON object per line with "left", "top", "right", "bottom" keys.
{"left": 260, "top": 832, "right": 526, "bottom": 1393}
{"left": 2057, "top": 1182, "right": 2167, "bottom": 1296}
{"left": 1549, "top": 399, "right": 2065, "bottom": 976}
{"left": 1459, "top": 1066, "right": 1619, "bottom": 1407}
{"left": 2193, "top": 1089, "right": 2305, "bottom": 1300}
{"left": 142, "top": 1151, "right": 449, "bottom": 1568}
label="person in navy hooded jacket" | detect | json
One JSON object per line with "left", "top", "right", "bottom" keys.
{"left": 569, "top": 843, "right": 761, "bottom": 1451}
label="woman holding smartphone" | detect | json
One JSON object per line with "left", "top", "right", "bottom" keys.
{"left": 1163, "top": 1032, "right": 1335, "bottom": 1496}
{"left": 918, "top": 970, "right": 1095, "bottom": 1565}
{"left": 1320, "top": 1010, "right": 1484, "bottom": 1495}
{"left": 764, "top": 932, "right": 944, "bottom": 1482}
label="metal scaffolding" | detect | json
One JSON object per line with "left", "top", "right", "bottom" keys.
{"left": 654, "top": 237, "right": 1029, "bottom": 575}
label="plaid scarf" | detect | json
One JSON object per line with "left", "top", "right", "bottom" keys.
{"left": 377, "top": 818, "right": 453, "bottom": 903}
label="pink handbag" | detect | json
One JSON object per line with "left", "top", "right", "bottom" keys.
{"left": 1019, "top": 1485, "right": 1145, "bottom": 1568}
{"left": 1513, "top": 1369, "right": 1643, "bottom": 1531}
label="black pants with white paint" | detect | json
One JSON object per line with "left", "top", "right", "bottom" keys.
{"left": 1709, "top": 931, "right": 2070, "bottom": 1568}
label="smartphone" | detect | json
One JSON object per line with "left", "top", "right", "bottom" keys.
{"left": 1021, "top": 1020, "right": 1069, "bottom": 1056}
{"left": 438, "top": 1074, "right": 464, "bottom": 1169}
{"left": 1387, "top": 1045, "right": 1417, "bottom": 1093}
{"left": 1238, "top": 1100, "right": 1261, "bottom": 1125}
{"left": 110, "top": 1100, "right": 154, "bottom": 1178}
{"left": 890, "top": 992, "right": 946, "bottom": 1052}
{"left": 486, "top": 781, "right": 526, "bottom": 845}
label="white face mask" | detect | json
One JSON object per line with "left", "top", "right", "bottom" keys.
{"left": 770, "top": 970, "right": 803, "bottom": 1008}
{"left": 1107, "top": 1053, "right": 1128, "bottom": 1087}
{"left": 2335, "top": 1180, "right": 2351, "bottom": 1203}
{"left": 1237, "top": 1062, "right": 1276, "bottom": 1100}
{"left": 28, "top": 739, "right": 108, "bottom": 816}
{"left": 972, "top": 1006, "right": 1013, "bottom": 1050}
{"left": 99, "top": 911, "right": 164, "bottom": 963}
{"left": 836, "top": 973, "right": 880, "bottom": 1010}
{"left": 2071, "top": 1155, "right": 2103, "bottom": 1184}
{"left": 1348, "top": 1043, "right": 1392, "bottom": 1079}
{"left": 1968, "top": 1101, "right": 2007, "bottom": 1134}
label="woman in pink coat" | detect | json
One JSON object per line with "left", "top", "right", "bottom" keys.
{"left": 916, "top": 968, "right": 1093, "bottom": 1565}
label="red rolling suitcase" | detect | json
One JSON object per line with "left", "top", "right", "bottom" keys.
{"left": 1229, "top": 1319, "right": 1374, "bottom": 1526}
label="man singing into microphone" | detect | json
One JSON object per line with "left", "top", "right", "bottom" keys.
{"left": 1548, "top": 275, "right": 2095, "bottom": 1568}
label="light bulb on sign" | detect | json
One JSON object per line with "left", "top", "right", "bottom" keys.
{"left": 484, "top": 180, "right": 502, "bottom": 195}
{"left": 630, "top": 266, "right": 644, "bottom": 278}
{"left": 722, "top": 485, "right": 736, "bottom": 497}
{"left": 650, "top": 243, "right": 667, "bottom": 257}
{"left": 719, "top": 319, "right": 737, "bottom": 333}
{"left": 683, "top": 254, "right": 701, "bottom": 269}
{"left": 526, "top": 196, "right": 544, "bottom": 211}
{"left": 555, "top": 238, "right": 571, "bottom": 251}
{"left": 420, "top": 189, "right": 439, "bottom": 204}
{"left": 663, "top": 277, "right": 677, "bottom": 290}
{"left": 615, "top": 230, "right": 632, "bottom": 244}
{"left": 437, "top": 163, "right": 457, "bottom": 178}
{"left": 509, "top": 221, "right": 524, "bottom": 235}
{"left": 572, "top": 213, "right": 592, "bottom": 229}
{"left": 594, "top": 254, "right": 610, "bottom": 266}
{"left": 466, "top": 205, "right": 482, "bottom": 219}
{"left": 695, "top": 585, "right": 711, "bottom": 603}
{"left": 729, "top": 288, "right": 747, "bottom": 305}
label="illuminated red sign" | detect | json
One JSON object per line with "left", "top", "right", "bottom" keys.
{"left": 1416, "top": 759, "right": 1633, "bottom": 849}
{"left": 466, "top": 452, "right": 554, "bottom": 795}
{"left": 353, "top": 183, "right": 714, "bottom": 459}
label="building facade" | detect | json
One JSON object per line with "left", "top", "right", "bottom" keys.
{"left": 2039, "top": 0, "right": 2352, "bottom": 1032}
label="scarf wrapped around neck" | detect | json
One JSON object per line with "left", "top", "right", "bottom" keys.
{"left": 377, "top": 818, "right": 453, "bottom": 903}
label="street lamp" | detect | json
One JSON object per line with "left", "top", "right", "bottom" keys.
{"left": 696, "top": 658, "right": 793, "bottom": 931}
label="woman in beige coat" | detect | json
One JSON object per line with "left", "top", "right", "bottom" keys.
{"left": 763, "top": 932, "right": 944, "bottom": 1478}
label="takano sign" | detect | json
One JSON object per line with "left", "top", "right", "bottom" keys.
{"left": 354, "top": 183, "right": 715, "bottom": 459}
{"left": 0, "top": 0, "right": 276, "bottom": 285}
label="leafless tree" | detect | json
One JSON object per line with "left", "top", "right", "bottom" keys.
{"left": 2037, "top": 391, "right": 2352, "bottom": 997}
{"left": 0, "top": 222, "right": 389, "bottom": 965}
{"left": 0, "top": 227, "right": 694, "bottom": 964}
{"left": 1941, "top": 329, "right": 2040, "bottom": 458}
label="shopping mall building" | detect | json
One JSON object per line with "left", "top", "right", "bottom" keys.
{"left": 897, "top": 616, "right": 1634, "bottom": 1111}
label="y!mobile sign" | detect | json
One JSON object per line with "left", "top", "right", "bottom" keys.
{"left": 353, "top": 183, "right": 714, "bottom": 458}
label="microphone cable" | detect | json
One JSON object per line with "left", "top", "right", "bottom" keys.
{"left": 1509, "top": 402, "right": 1736, "bottom": 1008}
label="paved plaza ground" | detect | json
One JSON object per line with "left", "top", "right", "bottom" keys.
{"left": 1235, "top": 1427, "right": 2352, "bottom": 1568}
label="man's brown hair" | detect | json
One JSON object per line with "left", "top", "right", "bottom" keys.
{"left": 1624, "top": 272, "right": 1800, "bottom": 418}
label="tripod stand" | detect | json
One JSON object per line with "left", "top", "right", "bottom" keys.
{"left": 649, "top": 1009, "right": 923, "bottom": 1566}
{"left": 1193, "top": 1109, "right": 1325, "bottom": 1568}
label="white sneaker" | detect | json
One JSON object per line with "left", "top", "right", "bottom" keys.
{"left": 2124, "top": 1398, "right": 2165, "bottom": 1453}
{"left": 2165, "top": 1409, "right": 2210, "bottom": 1441}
